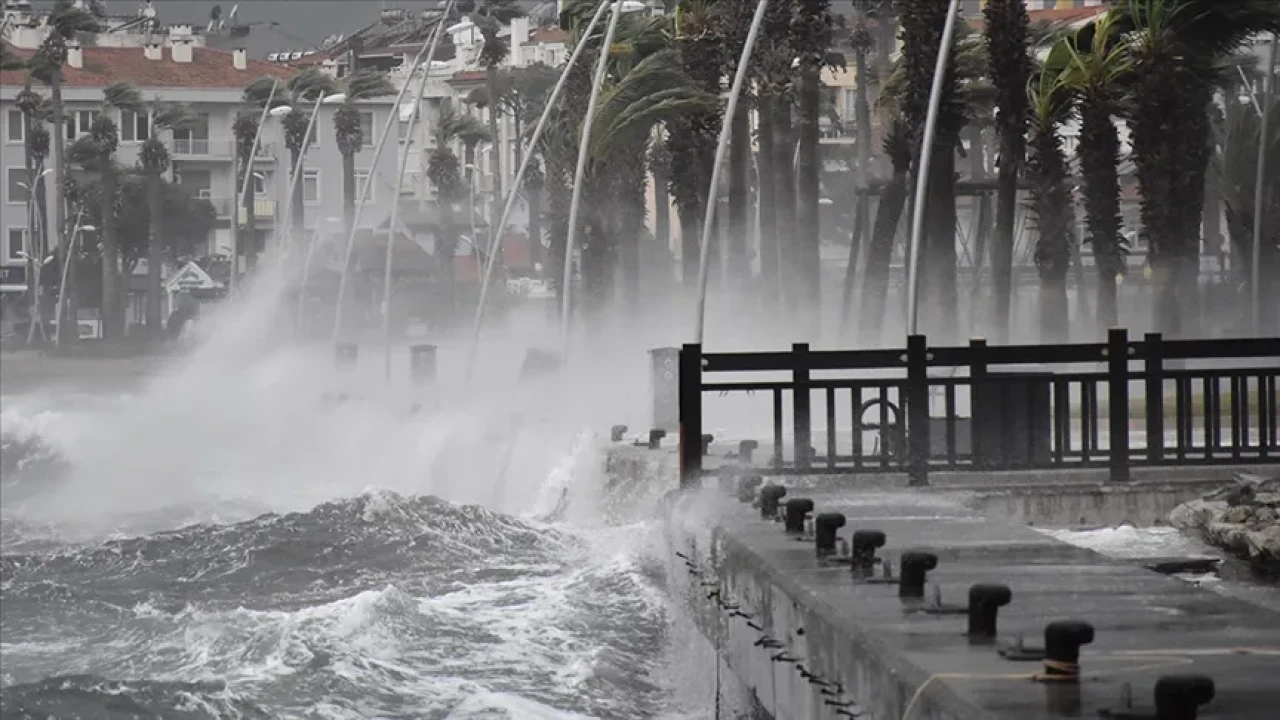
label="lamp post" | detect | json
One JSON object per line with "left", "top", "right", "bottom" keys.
{"left": 19, "top": 165, "right": 51, "bottom": 343}
{"left": 560, "top": 0, "right": 641, "bottom": 356}
{"left": 276, "top": 92, "right": 346, "bottom": 264}
{"left": 465, "top": 0, "right": 613, "bottom": 380}
{"left": 228, "top": 79, "right": 286, "bottom": 299}
{"left": 905, "top": 0, "right": 962, "bottom": 337}
{"left": 691, "top": 0, "right": 770, "bottom": 344}
{"left": 332, "top": 1, "right": 456, "bottom": 345}
{"left": 54, "top": 215, "right": 95, "bottom": 347}
{"left": 1252, "top": 32, "right": 1276, "bottom": 334}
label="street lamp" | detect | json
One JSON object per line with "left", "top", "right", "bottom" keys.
{"left": 561, "top": 0, "right": 650, "bottom": 355}
{"left": 333, "top": 0, "right": 457, "bottom": 346}
{"left": 466, "top": 0, "right": 613, "bottom": 380}
{"left": 276, "top": 92, "right": 346, "bottom": 260}
{"left": 54, "top": 217, "right": 96, "bottom": 347}
{"left": 228, "top": 78, "right": 288, "bottom": 299}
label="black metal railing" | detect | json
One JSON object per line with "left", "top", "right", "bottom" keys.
{"left": 677, "top": 329, "right": 1279, "bottom": 487}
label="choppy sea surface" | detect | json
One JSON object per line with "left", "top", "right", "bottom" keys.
{"left": 0, "top": 374, "right": 713, "bottom": 720}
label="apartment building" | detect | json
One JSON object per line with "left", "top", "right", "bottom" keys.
{"left": 1, "top": 25, "right": 399, "bottom": 317}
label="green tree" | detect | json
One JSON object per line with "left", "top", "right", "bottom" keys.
{"left": 333, "top": 69, "right": 396, "bottom": 236}
{"left": 15, "top": 85, "right": 52, "bottom": 341}
{"left": 472, "top": 0, "right": 525, "bottom": 241}
{"left": 1026, "top": 51, "right": 1075, "bottom": 343}
{"left": 1060, "top": 14, "right": 1130, "bottom": 334}
{"left": 137, "top": 101, "right": 190, "bottom": 333}
{"left": 67, "top": 82, "right": 142, "bottom": 339}
{"left": 792, "top": 0, "right": 836, "bottom": 319}
{"left": 427, "top": 98, "right": 491, "bottom": 314}
{"left": 29, "top": 0, "right": 102, "bottom": 345}
{"left": 982, "top": 0, "right": 1031, "bottom": 341}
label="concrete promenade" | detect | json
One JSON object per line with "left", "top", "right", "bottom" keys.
{"left": 610, "top": 447, "right": 1280, "bottom": 719}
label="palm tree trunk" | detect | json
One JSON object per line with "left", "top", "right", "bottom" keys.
{"left": 992, "top": 136, "right": 1018, "bottom": 342}
{"left": 342, "top": 150, "right": 356, "bottom": 238}
{"left": 486, "top": 74, "right": 503, "bottom": 242}
{"left": 924, "top": 146, "right": 959, "bottom": 341}
{"left": 100, "top": 162, "right": 121, "bottom": 339}
{"left": 757, "top": 93, "right": 778, "bottom": 301}
{"left": 653, "top": 166, "right": 670, "bottom": 281}
{"left": 146, "top": 170, "right": 164, "bottom": 333}
{"left": 22, "top": 130, "right": 38, "bottom": 343}
{"left": 795, "top": 70, "right": 822, "bottom": 317}
{"left": 51, "top": 73, "right": 73, "bottom": 346}
{"left": 528, "top": 186, "right": 543, "bottom": 270}
{"left": 243, "top": 161, "right": 258, "bottom": 269}
{"left": 773, "top": 95, "right": 796, "bottom": 310}
{"left": 290, "top": 147, "right": 305, "bottom": 238}
{"left": 727, "top": 102, "right": 750, "bottom": 286}
{"left": 860, "top": 166, "right": 909, "bottom": 343}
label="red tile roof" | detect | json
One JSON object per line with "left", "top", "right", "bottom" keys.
{"left": 0, "top": 45, "right": 296, "bottom": 89}
{"left": 968, "top": 6, "right": 1104, "bottom": 31}
{"left": 449, "top": 69, "right": 487, "bottom": 83}
{"left": 523, "top": 27, "right": 568, "bottom": 46}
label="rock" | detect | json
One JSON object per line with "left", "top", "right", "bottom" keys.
{"left": 1170, "top": 480, "right": 1280, "bottom": 577}
{"left": 1221, "top": 505, "right": 1255, "bottom": 524}
{"left": 1169, "top": 500, "right": 1224, "bottom": 530}
{"left": 1254, "top": 507, "right": 1277, "bottom": 526}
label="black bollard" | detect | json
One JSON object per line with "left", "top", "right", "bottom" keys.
{"left": 783, "top": 498, "right": 814, "bottom": 534}
{"left": 967, "top": 584, "right": 1013, "bottom": 642}
{"left": 408, "top": 344, "right": 437, "bottom": 385}
{"left": 334, "top": 342, "right": 358, "bottom": 370}
{"left": 520, "top": 348, "right": 562, "bottom": 382}
{"left": 851, "top": 530, "right": 886, "bottom": 575}
{"left": 736, "top": 475, "right": 763, "bottom": 503}
{"left": 1154, "top": 675, "right": 1215, "bottom": 720}
{"left": 700, "top": 434, "right": 714, "bottom": 456}
{"left": 647, "top": 429, "right": 666, "bottom": 450}
{"left": 759, "top": 485, "right": 787, "bottom": 519}
{"left": 738, "top": 440, "right": 759, "bottom": 463}
{"left": 1042, "top": 621, "right": 1095, "bottom": 681}
{"left": 610, "top": 425, "right": 628, "bottom": 442}
{"left": 898, "top": 552, "right": 938, "bottom": 599}
{"left": 814, "top": 513, "right": 846, "bottom": 557}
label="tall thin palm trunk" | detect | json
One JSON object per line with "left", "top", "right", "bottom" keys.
{"left": 99, "top": 163, "right": 120, "bottom": 338}
{"left": 773, "top": 95, "right": 796, "bottom": 310}
{"left": 727, "top": 103, "right": 751, "bottom": 286}
{"left": 51, "top": 73, "right": 73, "bottom": 345}
{"left": 146, "top": 171, "right": 163, "bottom": 331}
{"left": 756, "top": 93, "right": 778, "bottom": 300}
{"left": 795, "top": 71, "right": 822, "bottom": 319}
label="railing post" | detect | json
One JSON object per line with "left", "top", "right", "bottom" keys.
{"left": 906, "top": 334, "right": 930, "bottom": 486}
{"left": 793, "top": 343, "right": 812, "bottom": 469}
{"left": 678, "top": 343, "right": 704, "bottom": 489}
{"left": 650, "top": 347, "right": 680, "bottom": 434}
{"left": 968, "top": 336, "right": 988, "bottom": 470}
{"left": 1108, "top": 328, "right": 1131, "bottom": 483}
{"left": 1143, "top": 332, "right": 1164, "bottom": 463}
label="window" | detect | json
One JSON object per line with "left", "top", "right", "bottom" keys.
{"left": 359, "top": 111, "right": 374, "bottom": 148}
{"left": 120, "top": 109, "right": 150, "bottom": 142}
{"left": 355, "top": 170, "right": 373, "bottom": 202}
{"left": 7, "top": 168, "right": 30, "bottom": 204}
{"left": 252, "top": 171, "right": 271, "bottom": 195}
{"left": 6, "top": 110, "right": 23, "bottom": 143}
{"left": 7, "top": 228, "right": 28, "bottom": 261}
{"left": 302, "top": 169, "right": 319, "bottom": 204}
{"left": 64, "top": 110, "right": 98, "bottom": 141}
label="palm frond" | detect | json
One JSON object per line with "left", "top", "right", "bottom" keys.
{"left": 243, "top": 75, "right": 287, "bottom": 107}
{"left": 344, "top": 69, "right": 395, "bottom": 100}
{"left": 102, "top": 82, "right": 143, "bottom": 113}
{"left": 289, "top": 67, "right": 337, "bottom": 102}
{"left": 150, "top": 101, "right": 191, "bottom": 131}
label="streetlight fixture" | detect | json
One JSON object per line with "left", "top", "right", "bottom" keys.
{"left": 228, "top": 78, "right": 287, "bottom": 299}
{"left": 466, "top": 0, "right": 612, "bottom": 379}
{"left": 333, "top": 0, "right": 457, "bottom": 346}
{"left": 54, "top": 217, "right": 96, "bottom": 347}
{"left": 905, "top": 0, "right": 962, "bottom": 338}
{"left": 561, "top": 0, "right": 650, "bottom": 355}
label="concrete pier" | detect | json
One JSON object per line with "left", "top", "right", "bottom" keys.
{"left": 613, "top": 446, "right": 1280, "bottom": 719}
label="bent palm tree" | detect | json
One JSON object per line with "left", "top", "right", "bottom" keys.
{"left": 138, "top": 101, "right": 190, "bottom": 334}
{"left": 15, "top": 85, "right": 52, "bottom": 341}
{"left": 333, "top": 69, "right": 395, "bottom": 236}
{"left": 427, "top": 99, "right": 491, "bottom": 315}
{"left": 247, "top": 69, "right": 336, "bottom": 236}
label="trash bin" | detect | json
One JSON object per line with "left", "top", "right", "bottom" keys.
{"left": 651, "top": 347, "right": 679, "bottom": 434}
{"left": 972, "top": 372, "right": 1053, "bottom": 468}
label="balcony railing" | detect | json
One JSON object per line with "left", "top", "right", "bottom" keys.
{"left": 171, "top": 139, "right": 278, "bottom": 160}
{"left": 208, "top": 197, "right": 277, "bottom": 222}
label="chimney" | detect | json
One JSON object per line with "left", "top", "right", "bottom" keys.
{"left": 169, "top": 24, "right": 194, "bottom": 63}
{"left": 232, "top": 48, "right": 247, "bottom": 70}
{"left": 144, "top": 43, "right": 162, "bottom": 61}
{"left": 66, "top": 42, "right": 82, "bottom": 69}
{"left": 509, "top": 17, "right": 529, "bottom": 65}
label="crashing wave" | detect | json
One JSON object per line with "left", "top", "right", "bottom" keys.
{"left": 0, "top": 674, "right": 270, "bottom": 719}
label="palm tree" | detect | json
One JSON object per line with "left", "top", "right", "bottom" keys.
{"left": 1214, "top": 92, "right": 1280, "bottom": 317}
{"left": 472, "top": 0, "right": 525, "bottom": 240}
{"left": 1060, "top": 14, "right": 1129, "bottom": 334}
{"left": 1109, "top": 0, "right": 1280, "bottom": 336}
{"left": 15, "top": 84, "right": 52, "bottom": 342}
{"left": 28, "top": 0, "right": 102, "bottom": 346}
{"left": 793, "top": 0, "right": 836, "bottom": 318}
{"left": 897, "top": 0, "right": 964, "bottom": 340}
{"left": 427, "top": 98, "right": 491, "bottom": 315}
{"left": 138, "top": 101, "right": 190, "bottom": 335}
{"left": 333, "top": 69, "right": 395, "bottom": 237}
{"left": 523, "top": 155, "right": 546, "bottom": 270}
{"left": 982, "top": 0, "right": 1031, "bottom": 341}
{"left": 247, "top": 69, "right": 336, "bottom": 236}
{"left": 1026, "top": 51, "right": 1075, "bottom": 343}
{"left": 752, "top": 0, "right": 796, "bottom": 305}
{"left": 858, "top": 112, "right": 912, "bottom": 342}
{"left": 67, "top": 82, "right": 142, "bottom": 339}
{"left": 711, "top": 2, "right": 753, "bottom": 286}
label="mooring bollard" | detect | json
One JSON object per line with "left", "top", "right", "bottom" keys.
{"left": 650, "top": 347, "right": 679, "bottom": 434}
{"left": 409, "top": 344, "right": 437, "bottom": 385}
{"left": 335, "top": 342, "right": 358, "bottom": 370}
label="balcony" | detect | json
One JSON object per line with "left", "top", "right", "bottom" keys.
{"left": 171, "top": 139, "right": 279, "bottom": 160}
{"left": 209, "top": 197, "right": 277, "bottom": 222}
